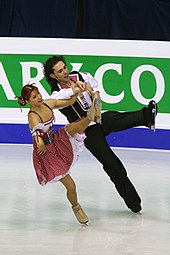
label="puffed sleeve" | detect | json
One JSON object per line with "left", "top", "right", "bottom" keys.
{"left": 80, "top": 72, "right": 99, "bottom": 93}
{"left": 50, "top": 88, "right": 75, "bottom": 99}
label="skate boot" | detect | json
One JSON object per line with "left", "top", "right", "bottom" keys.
{"left": 148, "top": 100, "right": 157, "bottom": 131}
{"left": 144, "top": 100, "right": 158, "bottom": 131}
{"left": 72, "top": 204, "right": 89, "bottom": 224}
{"left": 130, "top": 204, "right": 142, "bottom": 214}
{"left": 94, "top": 97, "right": 102, "bottom": 124}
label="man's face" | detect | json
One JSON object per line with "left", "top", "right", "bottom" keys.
{"left": 50, "top": 61, "right": 70, "bottom": 83}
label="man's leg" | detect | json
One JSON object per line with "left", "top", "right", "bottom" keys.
{"left": 101, "top": 110, "right": 144, "bottom": 136}
{"left": 84, "top": 124, "right": 142, "bottom": 213}
{"left": 101, "top": 100, "right": 157, "bottom": 136}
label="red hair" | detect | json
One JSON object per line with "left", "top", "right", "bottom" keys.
{"left": 16, "top": 84, "right": 38, "bottom": 106}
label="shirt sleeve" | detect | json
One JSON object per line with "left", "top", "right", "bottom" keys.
{"left": 50, "top": 88, "right": 75, "bottom": 99}
{"left": 80, "top": 72, "right": 99, "bottom": 93}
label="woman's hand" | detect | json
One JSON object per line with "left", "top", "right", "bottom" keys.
{"left": 85, "top": 85, "right": 94, "bottom": 96}
{"left": 35, "top": 136, "right": 47, "bottom": 156}
{"left": 72, "top": 86, "right": 82, "bottom": 94}
{"left": 76, "top": 81, "right": 86, "bottom": 90}
{"left": 76, "top": 81, "right": 94, "bottom": 96}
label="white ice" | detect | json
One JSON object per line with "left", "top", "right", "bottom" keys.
{"left": 0, "top": 144, "right": 170, "bottom": 255}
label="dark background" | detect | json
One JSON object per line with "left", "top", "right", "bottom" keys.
{"left": 0, "top": 0, "right": 170, "bottom": 41}
{"left": 0, "top": 0, "right": 169, "bottom": 149}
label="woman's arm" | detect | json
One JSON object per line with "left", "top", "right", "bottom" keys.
{"left": 34, "top": 136, "right": 47, "bottom": 156}
{"left": 50, "top": 88, "right": 75, "bottom": 100}
{"left": 28, "top": 113, "right": 47, "bottom": 155}
{"left": 45, "top": 86, "right": 82, "bottom": 109}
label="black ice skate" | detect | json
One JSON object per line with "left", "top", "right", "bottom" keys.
{"left": 148, "top": 100, "right": 157, "bottom": 132}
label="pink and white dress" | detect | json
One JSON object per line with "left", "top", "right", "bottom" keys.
{"left": 30, "top": 106, "right": 86, "bottom": 186}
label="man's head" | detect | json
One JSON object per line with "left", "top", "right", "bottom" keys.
{"left": 43, "top": 55, "right": 70, "bottom": 87}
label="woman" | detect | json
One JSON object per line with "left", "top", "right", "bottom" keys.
{"left": 16, "top": 83, "right": 97, "bottom": 224}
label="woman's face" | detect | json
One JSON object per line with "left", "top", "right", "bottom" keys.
{"left": 27, "top": 88, "right": 43, "bottom": 107}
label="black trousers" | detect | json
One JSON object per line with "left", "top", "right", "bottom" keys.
{"left": 84, "top": 109, "right": 145, "bottom": 209}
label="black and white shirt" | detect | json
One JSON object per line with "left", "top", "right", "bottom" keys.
{"left": 50, "top": 71, "right": 99, "bottom": 123}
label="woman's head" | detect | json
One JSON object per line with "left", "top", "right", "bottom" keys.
{"left": 17, "top": 84, "right": 39, "bottom": 106}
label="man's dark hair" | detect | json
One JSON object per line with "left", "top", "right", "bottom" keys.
{"left": 43, "top": 55, "right": 66, "bottom": 88}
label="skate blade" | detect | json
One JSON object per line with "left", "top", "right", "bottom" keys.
{"left": 151, "top": 103, "right": 157, "bottom": 132}
{"left": 134, "top": 211, "right": 142, "bottom": 216}
{"left": 94, "top": 116, "right": 102, "bottom": 124}
{"left": 80, "top": 222, "right": 89, "bottom": 226}
{"left": 150, "top": 124, "right": 156, "bottom": 132}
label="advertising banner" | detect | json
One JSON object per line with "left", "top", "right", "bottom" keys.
{"left": 0, "top": 38, "right": 169, "bottom": 149}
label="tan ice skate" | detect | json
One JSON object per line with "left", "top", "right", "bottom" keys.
{"left": 87, "top": 97, "right": 102, "bottom": 122}
{"left": 94, "top": 97, "right": 102, "bottom": 124}
{"left": 72, "top": 204, "right": 89, "bottom": 224}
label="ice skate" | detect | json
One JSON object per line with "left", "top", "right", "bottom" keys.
{"left": 147, "top": 100, "right": 158, "bottom": 132}
{"left": 72, "top": 204, "right": 89, "bottom": 224}
{"left": 94, "top": 97, "right": 102, "bottom": 124}
{"left": 130, "top": 204, "right": 142, "bottom": 214}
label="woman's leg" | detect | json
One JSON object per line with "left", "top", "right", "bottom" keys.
{"left": 65, "top": 98, "right": 97, "bottom": 136}
{"left": 65, "top": 117, "right": 91, "bottom": 137}
{"left": 60, "top": 174, "right": 89, "bottom": 224}
{"left": 59, "top": 174, "right": 78, "bottom": 207}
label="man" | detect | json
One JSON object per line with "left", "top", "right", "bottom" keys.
{"left": 43, "top": 55, "right": 157, "bottom": 213}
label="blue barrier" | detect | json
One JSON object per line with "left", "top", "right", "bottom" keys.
{"left": 0, "top": 123, "right": 169, "bottom": 150}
